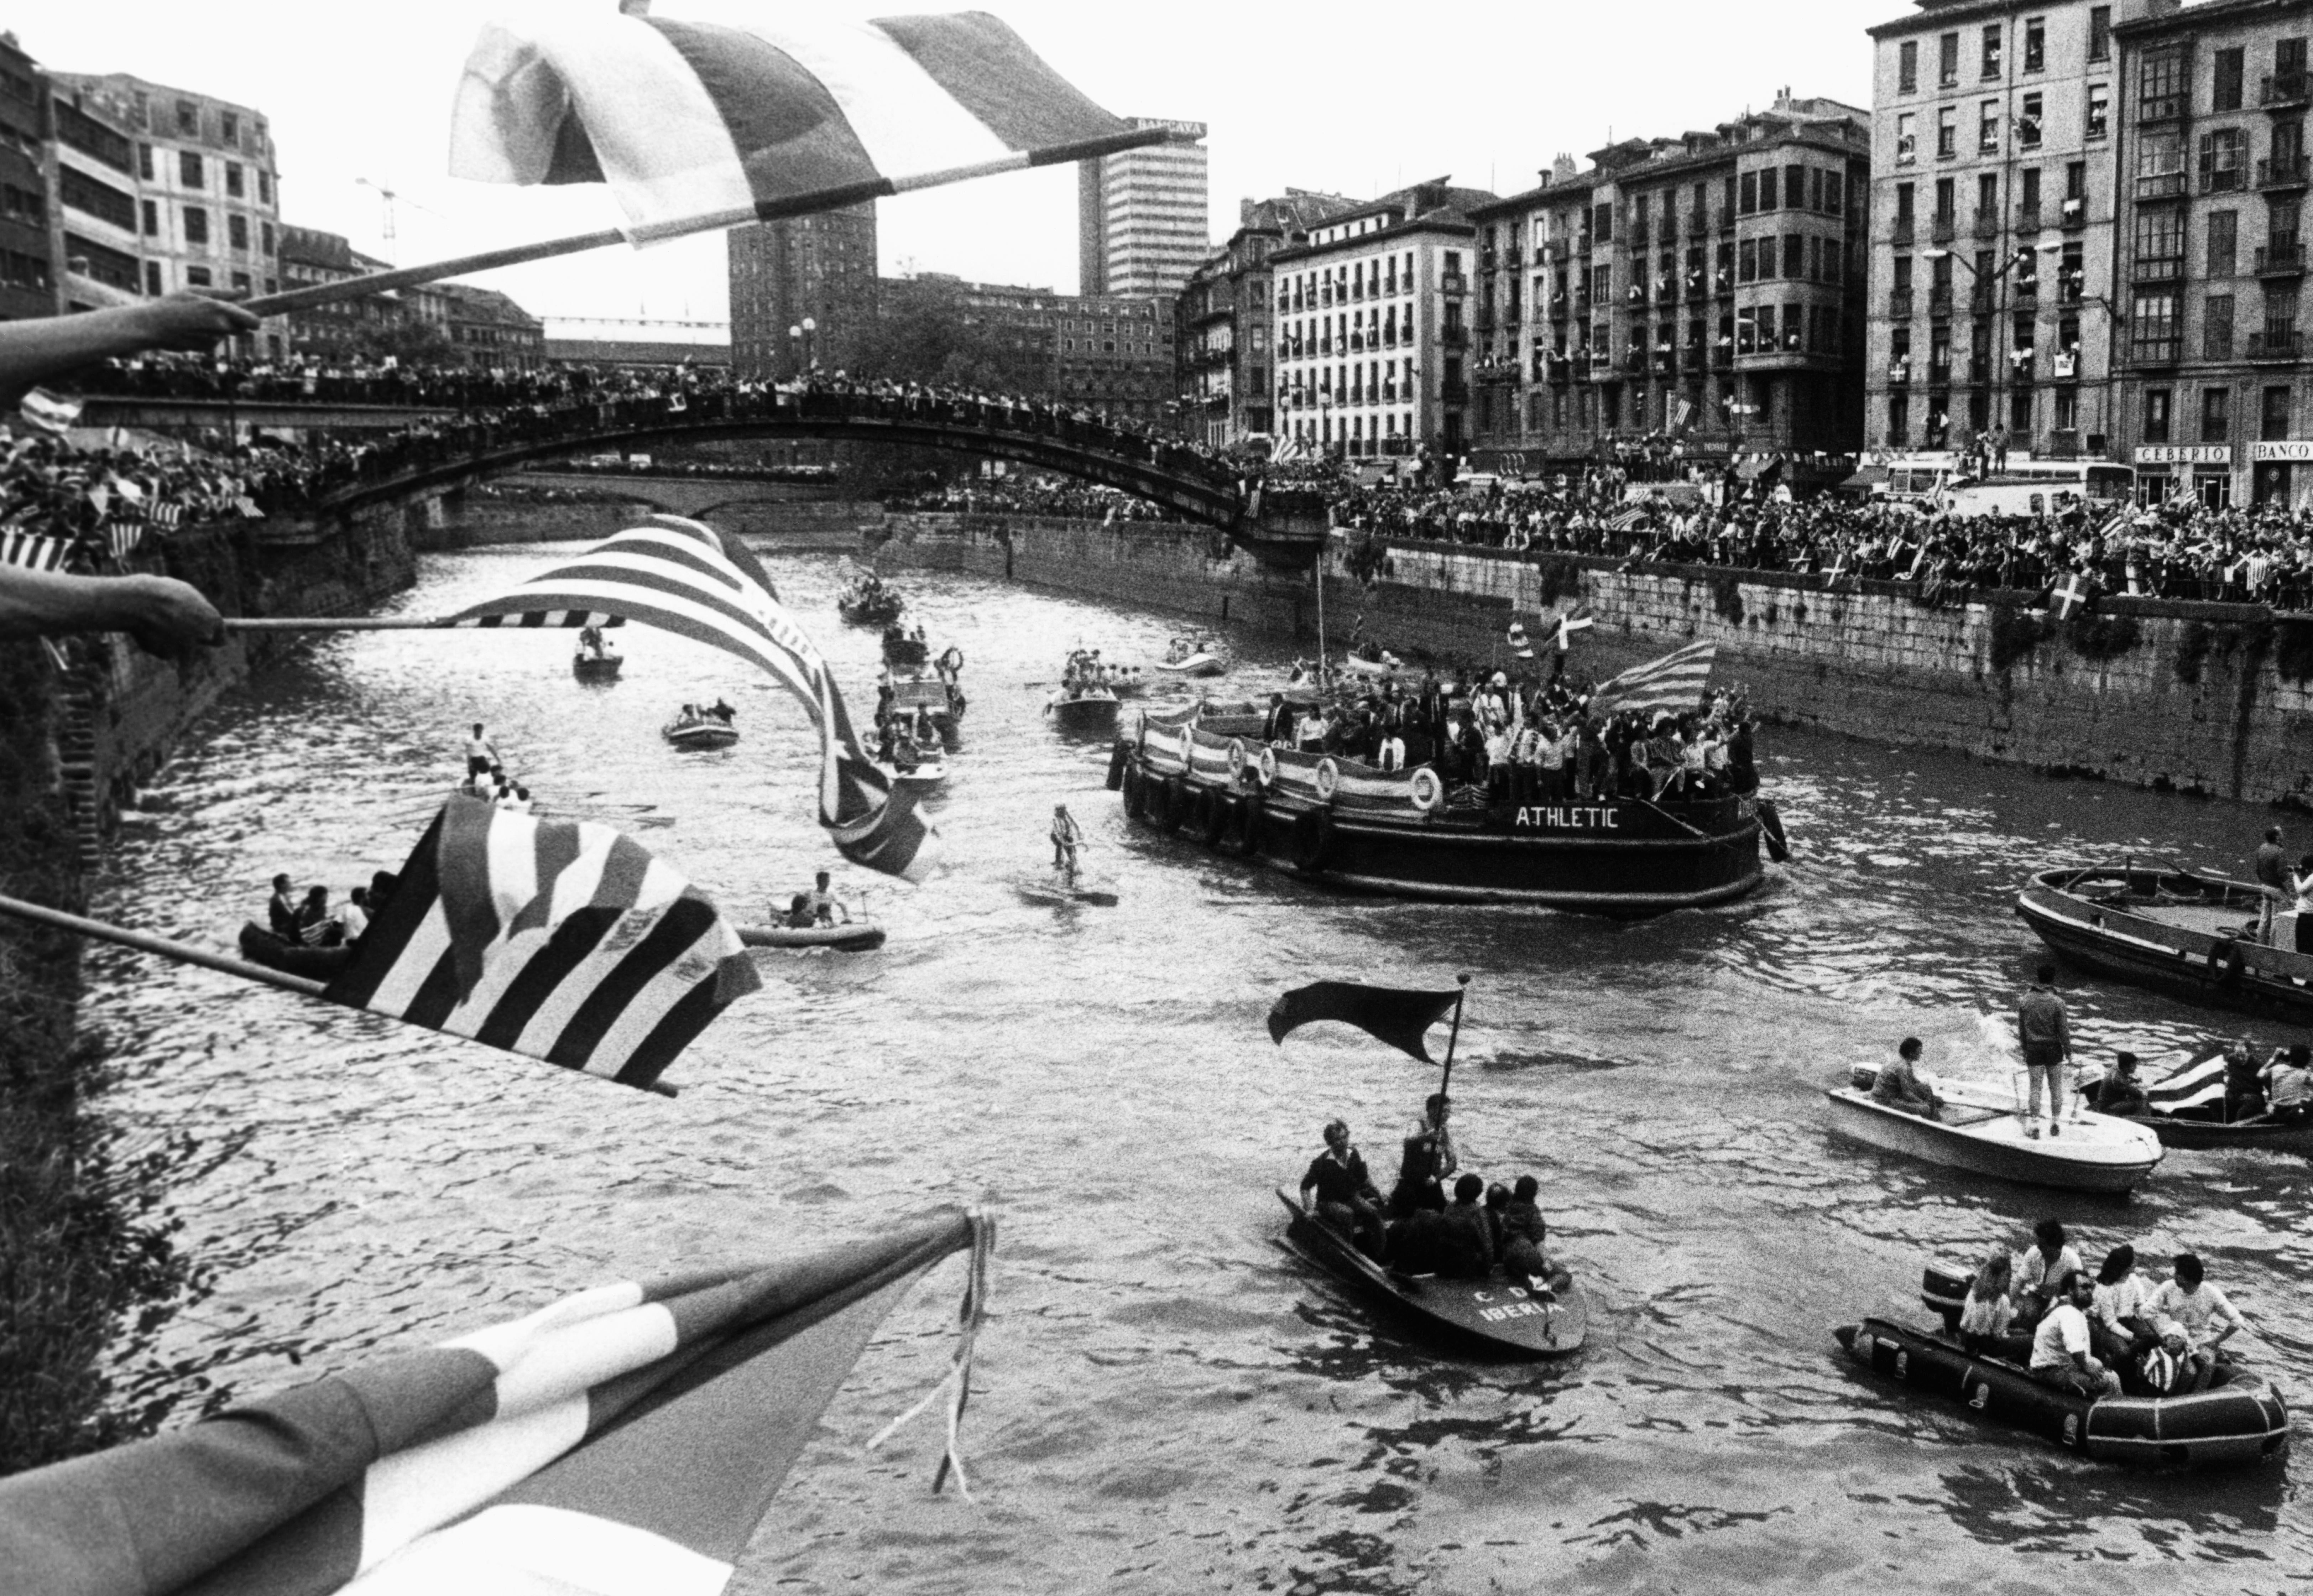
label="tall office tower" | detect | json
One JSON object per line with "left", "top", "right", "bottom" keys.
{"left": 727, "top": 201, "right": 879, "bottom": 380}
{"left": 1079, "top": 118, "right": 1209, "bottom": 297}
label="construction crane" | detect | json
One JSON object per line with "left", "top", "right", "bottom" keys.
{"left": 355, "top": 177, "right": 448, "bottom": 265}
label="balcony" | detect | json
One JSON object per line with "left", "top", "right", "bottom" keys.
{"left": 2258, "top": 154, "right": 2311, "bottom": 191}
{"left": 2135, "top": 169, "right": 2188, "bottom": 200}
{"left": 1478, "top": 249, "right": 1496, "bottom": 272}
{"left": 2258, "top": 240, "right": 2308, "bottom": 275}
{"left": 1545, "top": 240, "right": 1570, "bottom": 264}
{"left": 2052, "top": 351, "right": 2079, "bottom": 379}
{"left": 1966, "top": 356, "right": 1993, "bottom": 385}
{"left": 1888, "top": 359, "right": 1914, "bottom": 385}
{"left": 1928, "top": 284, "right": 1954, "bottom": 312}
{"left": 1928, "top": 361, "right": 1953, "bottom": 386}
{"left": 1626, "top": 283, "right": 1648, "bottom": 306}
{"left": 1547, "top": 356, "right": 1573, "bottom": 384}
{"left": 1970, "top": 282, "right": 1996, "bottom": 311}
{"left": 2135, "top": 253, "right": 2186, "bottom": 282}
{"left": 1891, "top": 217, "right": 1915, "bottom": 246}
{"left": 2018, "top": 203, "right": 2041, "bottom": 232}
{"left": 1715, "top": 271, "right": 1735, "bottom": 297}
{"left": 2060, "top": 196, "right": 2087, "bottom": 230}
{"left": 2132, "top": 337, "right": 2184, "bottom": 366}
{"left": 2262, "top": 69, "right": 2313, "bottom": 109}
{"left": 1890, "top": 288, "right": 1915, "bottom": 318}
{"left": 1440, "top": 272, "right": 1469, "bottom": 295}
{"left": 2249, "top": 328, "right": 2303, "bottom": 360}
{"left": 1473, "top": 312, "right": 1494, "bottom": 334}
{"left": 1653, "top": 348, "right": 1677, "bottom": 374}
{"left": 1718, "top": 212, "right": 1735, "bottom": 235}
{"left": 2016, "top": 276, "right": 2040, "bottom": 302}
{"left": 1575, "top": 295, "right": 1592, "bottom": 317}
{"left": 2009, "top": 349, "right": 2037, "bottom": 384}
{"left": 1929, "top": 214, "right": 1958, "bottom": 244}
{"left": 1973, "top": 210, "right": 2002, "bottom": 238}
{"left": 1548, "top": 292, "right": 1569, "bottom": 319}
{"left": 1503, "top": 245, "right": 1524, "bottom": 269}
{"left": 1503, "top": 304, "right": 1523, "bottom": 329}
{"left": 1577, "top": 233, "right": 1594, "bottom": 255}
{"left": 1440, "top": 380, "right": 1470, "bottom": 403}
{"left": 1624, "top": 349, "right": 1649, "bottom": 375}
{"left": 1440, "top": 324, "right": 1470, "bottom": 349}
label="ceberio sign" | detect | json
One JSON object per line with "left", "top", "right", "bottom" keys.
{"left": 2134, "top": 445, "right": 2230, "bottom": 464}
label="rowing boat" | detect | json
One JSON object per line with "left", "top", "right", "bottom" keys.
{"left": 1337, "top": 650, "right": 1400, "bottom": 678}
{"left": 1011, "top": 873, "right": 1117, "bottom": 907}
{"left": 1825, "top": 1071, "right": 2164, "bottom": 1193}
{"left": 571, "top": 652, "right": 622, "bottom": 681}
{"left": 1155, "top": 651, "right": 1227, "bottom": 678}
{"left": 237, "top": 922, "right": 355, "bottom": 979}
{"left": 663, "top": 717, "right": 738, "bottom": 751}
{"left": 736, "top": 923, "right": 887, "bottom": 952}
{"left": 2015, "top": 864, "right": 2313, "bottom": 1020}
{"left": 1275, "top": 1190, "right": 1589, "bottom": 1358}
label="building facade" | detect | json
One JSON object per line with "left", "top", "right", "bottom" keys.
{"left": 1176, "top": 191, "right": 1356, "bottom": 448}
{"left": 1865, "top": 0, "right": 2173, "bottom": 467}
{"left": 727, "top": 202, "right": 879, "bottom": 380}
{"left": 435, "top": 283, "right": 544, "bottom": 371}
{"left": 1079, "top": 118, "right": 1208, "bottom": 298}
{"left": 44, "top": 80, "right": 141, "bottom": 314}
{"left": 1052, "top": 290, "right": 1175, "bottom": 426}
{"left": 49, "top": 72, "right": 281, "bottom": 349}
{"left": 1270, "top": 180, "right": 1496, "bottom": 462}
{"left": 0, "top": 34, "right": 52, "bottom": 320}
{"left": 277, "top": 224, "right": 397, "bottom": 358}
{"left": 2112, "top": 0, "right": 2313, "bottom": 507}
{"left": 1468, "top": 95, "right": 1869, "bottom": 477}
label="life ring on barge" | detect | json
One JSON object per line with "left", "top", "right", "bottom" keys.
{"left": 1408, "top": 766, "right": 1444, "bottom": 815}
{"left": 1227, "top": 738, "right": 1248, "bottom": 786}
{"left": 1290, "top": 807, "right": 1334, "bottom": 873}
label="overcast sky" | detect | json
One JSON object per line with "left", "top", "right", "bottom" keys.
{"left": 26, "top": 2, "right": 1884, "bottom": 324}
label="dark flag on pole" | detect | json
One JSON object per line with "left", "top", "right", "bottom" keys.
{"left": 1267, "top": 981, "right": 1465, "bottom": 1063}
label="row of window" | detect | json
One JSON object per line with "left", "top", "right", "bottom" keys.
{"left": 1283, "top": 252, "right": 1435, "bottom": 312}
{"left": 1895, "top": 87, "right": 2105, "bottom": 163}
{"left": 1522, "top": 167, "right": 1850, "bottom": 255}
{"left": 1540, "top": 306, "right": 1846, "bottom": 360}
{"left": 2140, "top": 384, "right": 2295, "bottom": 444}
{"left": 1890, "top": 165, "right": 2090, "bottom": 227}
{"left": 0, "top": 247, "right": 48, "bottom": 292}
{"left": 2131, "top": 287, "right": 2303, "bottom": 360}
{"left": 1885, "top": 390, "right": 2082, "bottom": 446}
{"left": 1282, "top": 359, "right": 1416, "bottom": 406}
{"left": 1893, "top": 10, "right": 2102, "bottom": 93}
{"left": 2133, "top": 207, "right": 2296, "bottom": 277}
{"left": 0, "top": 181, "right": 43, "bottom": 227}
{"left": 2135, "top": 38, "right": 2307, "bottom": 121}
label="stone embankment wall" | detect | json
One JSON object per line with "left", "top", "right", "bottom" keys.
{"left": 874, "top": 513, "right": 2313, "bottom": 805}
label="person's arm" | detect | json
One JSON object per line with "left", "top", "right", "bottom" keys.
{"left": 2207, "top": 1287, "right": 2245, "bottom": 1345}
{"left": 0, "top": 565, "right": 224, "bottom": 654}
{"left": 0, "top": 294, "right": 259, "bottom": 403}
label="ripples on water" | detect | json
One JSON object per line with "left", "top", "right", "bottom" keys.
{"left": 87, "top": 543, "right": 2312, "bottom": 1592}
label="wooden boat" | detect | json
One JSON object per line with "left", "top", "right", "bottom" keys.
{"left": 1337, "top": 647, "right": 1401, "bottom": 678}
{"left": 1046, "top": 688, "right": 1120, "bottom": 734}
{"left": 2113, "top": 1109, "right": 2313, "bottom": 1156}
{"left": 882, "top": 626, "right": 930, "bottom": 668}
{"left": 1825, "top": 1071, "right": 2164, "bottom": 1193}
{"left": 237, "top": 922, "right": 356, "bottom": 979}
{"left": 1112, "top": 713, "right": 1765, "bottom": 917}
{"left": 736, "top": 922, "right": 887, "bottom": 952}
{"left": 887, "top": 674, "right": 965, "bottom": 749}
{"left": 571, "top": 652, "right": 623, "bottom": 681}
{"left": 1106, "top": 666, "right": 1149, "bottom": 697}
{"left": 662, "top": 714, "right": 739, "bottom": 751}
{"left": 1012, "top": 873, "right": 1118, "bottom": 907}
{"left": 1156, "top": 636, "right": 1228, "bottom": 678}
{"left": 2016, "top": 864, "right": 2313, "bottom": 1021}
{"left": 881, "top": 756, "right": 946, "bottom": 790}
{"left": 1275, "top": 1190, "right": 1589, "bottom": 1358}
{"left": 837, "top": 588, "right": 904, "bottom": 626}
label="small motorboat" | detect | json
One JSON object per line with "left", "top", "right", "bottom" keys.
{"left": 881, "top": 755, "right": 946, "bottom": 790}
{"left": 1277, "top": 1190, "right": 1589, "bottom": 1358}
{"left": 1827, "top": 1067, "right": 2164, "bottom": 1193}
{"left": 572, "top": 650, "right": 623, "bottom": 682}
{"left": 882, "top": 625, "right": 930, "bottom": 668}
{"left": 1832, "top": 1264, "right": 2290, "bottom": 1468}
{"left": 663, "top": 708, "right": 739, "bottom": 750}
{"left": 1045, "top": 687, "right": 1120, "bottom": 735}
{"left": 1012, "top": 872, "right": 1118, "bottom": 907}
{"left": 836, "top": 580, "right": 904, "bottom": 627}
{"left": 1107, "top": 665, "right": 1150, "bottom": 698}
{"left": 887, "top": 673, "right": 965, "bottom": 749}
{"left": 2016, "top": 863, "right": 2313, "bottom": 1021}
{"left": 237, "top": 922, "right": 356, "bottom": 980}
{"left": 1156, "top": 635, "right": 1229, "bottom": 678}
{"left": 1337, "top": 645, "right": 1401, "bottom": 678}
{"left": 736, "top": 922, "right": 887, "bottom": 952}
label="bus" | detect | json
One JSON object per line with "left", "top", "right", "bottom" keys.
{"left": 1876, "top": 455, "right": 2134, "bottom": 516}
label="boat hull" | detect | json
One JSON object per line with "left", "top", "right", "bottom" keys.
{"left": 571, "top": 656, "right": 623, "bottom": 681}
{"left": 737, "top": 923, "right": 887, "bottom": 951}
{"left": 238, "top": 922, "right": 356, "bottom": 980}
{"left": 2118, "top": 1113, "right": 2313, "bottom": 1155}
{"left": 1155, "top": 654, "right": 1227, "bottom": 678}
{"left": 1275, "top": 1191, "right": 1588, "bottom": 1358}
{"left": 2016, "top": 867, "right": 2313, "bottom": 1021}
{"left": 663, "top": 723, "right": 739, "bottom": 750}
{"left": 1836, "top": 1316, "right": 2288, "bottom": 1468}
{"left": 1013, "top": 873, "right": 1118, "bottom": 906}
{"left": 1048, "top": 695, "right": 1121, "bottom": 734}
{"left": 1823, "top": 1085, "right": 2163, "bottom": 1193}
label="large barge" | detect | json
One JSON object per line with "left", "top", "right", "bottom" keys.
{"left": 1106, "top": 707, "right": 1767, "bottom": 917}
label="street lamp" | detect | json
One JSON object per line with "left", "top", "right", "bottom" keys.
{"left": 787, "top": 315, "right": 818, "bottom": 378}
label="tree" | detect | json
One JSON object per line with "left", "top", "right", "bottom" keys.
{"left": 849, "top": 277, "right": 1050, "bottom": 396}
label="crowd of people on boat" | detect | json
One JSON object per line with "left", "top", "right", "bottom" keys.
{"left": 1059, "top": 648, "right": 1130, "bottom": 697}
{"left": 263, "top": 870, "right": 382, "bottom": 949}
{"left": 778, "top": 870, "right": 855, "bottom": 930}
{"left": 1257, "top": 668, "right": 1759, "bottom": 804}
{"left": 1297, "top": 1095, "right": 1562, "bottom": 1290}
{"left": 1956, "top": 1220, "right": 2249, "bottom": 1399}
{"left": 459, "top": 723, "right": 533, "bottom": 810}
{"left": 574, "top": 624, "right": 618, "bottom": 663}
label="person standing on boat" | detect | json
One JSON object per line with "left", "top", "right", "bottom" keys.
{"left": 2017, "top": 966, "right": 2073, "bottom": 1138}
{"left": 464, "top": 724, "right": 500, "bottom": 783}
{"left": 1389, "top": 1094, "right": 1457, "bottom": 1217}
{"left": 2291, "top": 854, "right": 2313, "bottom": 953}
{"left": 1300, "top": 1119, "right": 1386, "bottom": 1258}
{"left": 1050, "top": 804, "right": 1085, "bottom": 886}
{"left": 2254, "top": 827, "right": 2289, "bottom": 944}
{"left": 807, "top": 871, "right": 851, "bottom": 926}
{"left": 2028, "top": 1272, "right": 2122, "bottom": 1398}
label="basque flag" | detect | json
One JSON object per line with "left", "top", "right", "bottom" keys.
{"left": 450, "top": 6, "right": 1177, "bottom": 243}
{"left": 1587, "top": 641, "right": 1718, "bottom": 719}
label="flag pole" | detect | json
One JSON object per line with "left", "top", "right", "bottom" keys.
{"left": 221, "top": 617, "right": 630, "bottom": 632}
{"left": 1436, "top": 971, "right": 1472, "bottom": 1101}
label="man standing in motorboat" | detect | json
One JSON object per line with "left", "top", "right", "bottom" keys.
{"left": 267, "top": 873, "right": 299, "bottom": 940}
{"left": 2254, "top": 826, "right": 2289, "bottom": 944}
{"left": 464, "top": 724, "right": 500, "bottom": 784}
{"left": 1389, "top": 1093, "right": 1457, "bottom": 1217}
{"left": 1050, "top": 804, "right": 1085, "bottom": 886}
{"left": 806, "top": 870, "right": 851, "bottom": 927}
{"left": 2017, "top": 965, "right": 2073, "bottom": 1138}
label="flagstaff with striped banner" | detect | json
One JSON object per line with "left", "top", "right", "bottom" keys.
{"left": 0, "top": 528, "right": 72, "bottom": 572}
{"left": 321, "top": 795, "right": 759, "bottom": 1092}
{"left": 447, "top": 516, "right": 936, "bottom": 882}
{"left": 0, "top": 1210, "right": 991, "bottom": 1596}
{"left": 1586, "top": 641, "right": 1718, "bottom": 719}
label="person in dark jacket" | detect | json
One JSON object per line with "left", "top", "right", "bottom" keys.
{"left": 2017, "top": 965, "right": 2073, "bottom": 1138}
{"left": 1435, "top": 1173, "right": 1495, "bottom": 1279}
{"left": 1300, "top": 1119, "right": 1385, "bottom": 1256}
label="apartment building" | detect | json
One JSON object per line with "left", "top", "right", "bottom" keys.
{"left": 1176, "top": 190, "right": 1355, "bottom": 448}
{"left": 727, "top": 203, "right": 879, "bottom": 381}
{"left": 0, "top": 33, "right": 52, "bottom": 319}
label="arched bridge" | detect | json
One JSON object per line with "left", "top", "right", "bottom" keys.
{"left": 303, "top": 388, "right": 1330, "bottom": 565}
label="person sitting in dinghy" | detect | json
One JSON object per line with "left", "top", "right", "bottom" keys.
{"left": 2147, "top": 1253, "right": 2246, "bottom": 1392}
{"left": 2254, "top": 1044, "right": 2313, "bottom": 1127}
{"left": 2029, "top": 1271, "right": 2123, "bottom": 1398}
{"left": 1300, "top": 1119, "right": 1386, "bottom": 1259}
{"left": 2089, "top": 1245, "right": 2157, "bottom": 1378}
{"left": 2137, "top": 1318, "right": 2196, "bottom": 1397}
{"left": 1958, "top": 1254, "right": 2032, "bottom": 1362}
{"left": 1436, "top": 1174, "right": 1497, "bottom": 1279}
{"left": 2014, "top": 1219, "right": 2084, "bottom": 1328}
{"left": 1871, "top": 1038, "right": 1943, "bottom": 1120}
{"left": 783, "top": 894, "right": 816, "bottom": 930}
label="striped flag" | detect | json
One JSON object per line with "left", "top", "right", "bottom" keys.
{"left": 1505, "top": 621, "right": 1533, "bottom": 658}
{"left": 1605, "top": 506, "right": 1648, "bottom": 533}
{"left": 1587, "top": 641, "right": 1717, "bottom": 719}
{"left": 0, "top": 529, "right": 72, "bottom": 572}
{"left": 0, "top": 1211, "right": 988, "bottom": 1596}
{"left": 448, "top": 517, "right": 935, "bottom": 881}
{"left": 107, "top": 519, "right": 145, "bottom": 563}
{"left": 451, "top": 7, "right": 1175, "bottom": 244}
{"left": 320, "top": 796, "right": 759, "bottom": 1091}
{"left": 19, "top": 386, "right": 81, "bottom": 435}
{"left": 2145, "top": 1053, "right": 2226, "bottom": 1113}
{"left": 150, "top": 502, "right": 187, "bottom": 531}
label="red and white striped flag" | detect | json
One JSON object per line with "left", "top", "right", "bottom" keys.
{"left": 448, "top": 517, "right": 937, "bottom": 882}
{"left": 320, "top": 795, "right": 759, "bottom": 1091}
{"left": 0, "top": 1211, "right": 988, "bottom": 1596}
{"left": 107, "top": 518, "right": 144, "bottom": 564}
{"left": 0, "top": 529, "right": 72, "bottom": 572}
{"left": 19, "top": 386, "right": 81, "bottom": 435}
{"left": 1587, "top": 641, "right": 1717, "bottom": 719}
{"left": 450, "top": 7, "right": 1175, "bottom": 243}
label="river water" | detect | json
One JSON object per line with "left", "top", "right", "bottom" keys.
{"left": 88, "top": 541, "right": 2313, "bottom": 1594}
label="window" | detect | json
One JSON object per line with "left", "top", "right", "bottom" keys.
{"left": 2141, "top": 49, "right": 2187, "bottom": 120}
{"left": 2145, "top": 388, "right": 2173, "bottom": 443}
{"left": 2087, "top": 84, "right": 2110, "bottom": 140}
{"left": 1935, "top": 176, "right": 1957, "bottom": 221}
{"left": 2021, "top": 91, "right": 2043, "bottom": 148}
{"left": 2089, "top": 6, "right": 2111, "bottom": 62}
{"left": 2201, "top": 127, "right": 2247, "bottom": 191}
{"left": 1760, "top": 168, "right": 1779, "bottom": 210}
{"left": 179, "top": 150, "right": 203, "bottom": 187}
{"left": 137, "top": 142, "right": 152, "bottom": 180}
{"left": 1981, "top": 99, "right": 2002, "bottom": 152}
{"left": 220, "top": 110, "right": 237, "bottom": 143}
{"left": 176, "top": 99, "right": 197, "bottom": 135}
{"left": 2139, "top": 130, "right": 2186, "bottom": 194}
{"left": 260, "top": 220, "right": 273, "bottom": 254}
{"left": 2215, "top": 47, "right": 2246, "bottom": 112}
{"left": 2025, "top": 17, "right": 2046, "bottom": 73}
{"left": 225, "top": 162, "right": 243, "bottom": 198}
{"left": 2264, "top": 385, "right": 2293, "bottom": 439}
{"left": 2068, "top": 160, "right": 2088, "bottom": 200}
{"left": 2021, "top": 167, "right": 2042, "bottom": 219}
{"left": 1786, "top": 164, "right": 1806, "bottom": 208}
{"left": 185, "top": 265, "right": 211, "bottom": 287}
{"left": 1983, "top": 24, "right": 2001, "bottom": 78}
{"left": 2202, "top": 387, "right": 2231, "bottom": 442}
{"left": 2207, "top": 292, "right": 2236, "bottom": 358}
{"left": 1738, "top": 239, "right": 1757, "bottom": 281}
{"left": 257, "top": 171, "right": 270, "bottom": 205}
{"left": 228, "top": 213, "right": 247, "bottom": 250}
{"left": 1895, "top": 181, "right": 1916, "bottom": 225}
{"left": 1939, "top": 30, "right": 1960, "bottom": 85}
{"left": 140, "top": 198, "right": 156, "bottom": 235}
{"left": 1784, "top": 234, "right": 1805, "bottom": 277}
{"left": 1740, "top": 171, "right": 1757, "bottom": 212}
{"left": 1827, "top": 171, "right": 1844, "bottom": 215}
{"left": 2210, "top": 208, "right": 2239, "bottom": 275}
{"left": 1979, "top": 172, "right": 2000, "bottom": 219}
{"left": 1896, "top": 112, "right": 1918, "bottom": 163}
{"left": 2135, "top": 208, "right": 2184, "bottom": 276}
{"left": 183, "top": 204, "right": 208, "bottom": 245}
{"left": 1938, "top": 106, "right": 1958, "bottom": 158}
{"left": 1899, "top": 40, "right": 1918, "bottom": 92}
{"left": 2133, "top": 291, "right": 2180, "bottom": 360}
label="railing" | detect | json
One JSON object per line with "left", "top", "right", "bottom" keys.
{"left": 1970, "top": 283, "right": 1995, "bottom": 311}
{"left": 1929, "top": 214, "right": 1957, "bottom": 243}
{"left": 2136, "top": 170, "right": 2188, "bottom": 199}
{"left": 2133, "top": 336, "right": 2184, "bottom": 364}
{"left": 2258, "top": 241, "right": 2308, "bottom": 274}
{"left": 1928, "top": 361, "right": 1953, "bottom": 385}
{"left": 2262, "top": 70, "right": 2312, "bottom": 108}
{"left": 1890, "top": 289, "right": 1915, "bottom": 318}
{"left": 2258, "top": 154, "right": 2311, "bottom": 189}
{"left": 2135, "top": 253, "right": 2186, "bottom": 281}
{"left": 1440, "top": 272, "right": 1468, "bottom": 294}
{"left": 1440, "top": 325, "right": 1471, "bottom": 349}
{"left": 1928, "top": 285, "right": 1954, "bottom": 311}
{"left": 1888, "top": 360, "right": 1913, "bottom": 384}
{"left": 2017, "top": 203, "right": 2041, "bottom": 231}
{"left": 1973, "top": 210, "right": 2002, "bottom": 237}
{"left": 2016, "top": 276, "right": 2040, "bottom": 301}
{"left": 1440, "top": 380, "right": 1469, "bottom": 402}
{"left": 1503, "top": 246, "right": 1523, "bottom": 268}
{"left": 1891, "top": 217, "right": 1915, "bottom": 245}
{"left": 2248, "top": 328, "right": 2303, "bottom": 360}
{"left": 2061, "top": 197, "right": 2087, "bottom": 229}
{"left": 1966, "top": 356, "right": 1991, "bottom": 384}
{"left": 2009, "top": 350, "right": 2037, "bottom": 382}
{"left": 2139, "top": 93, "right": 2187, "bottom": 123}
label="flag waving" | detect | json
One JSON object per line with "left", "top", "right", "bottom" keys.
{"left": 0, "top": 1211, "right": 987, "bottom": 1596}
{"left": 1268, "top": 981, "right": 1465, "bottom": 1063}
{"left": 1586, "top": 640, "right": 1717, "bottom": 719}
{"left": 447, "top": 517, "right": 936, "bottom": 881}
{"left": 451, "top": 6, "right": 1175, "bottom": 242}
{"left": 323, "top": 796, "right": 760, "bottom": 1092}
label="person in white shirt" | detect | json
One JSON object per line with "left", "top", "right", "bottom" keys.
{"left": 332, "top": 886, "right": 370, "bottom": 945}
{"left": 1958, "top": 1252, "right": 2031, "bottom": 1361}
{"left": 2145, "top": 1253, "right": 2245, "bottom": 1392}
{"left": 2013, "top": 1219, "right": 2084, "bottom": 1326}
{"left": 1377, "top": 731, "right": 1405, "bottom": 772}
{"left": 2088, "top": 1245, "right": 2154, "bottom": 1368}
{"left": 2029, "top": 1272, "right": 2121, "bottom": 1397}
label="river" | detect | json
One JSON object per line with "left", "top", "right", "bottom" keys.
{"left": 88, "top": 539, "right": 2313, "bottom": 1594}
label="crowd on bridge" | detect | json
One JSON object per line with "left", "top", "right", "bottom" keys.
{"left": 76, "top": 354, "right": 601, "bottom": 410}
